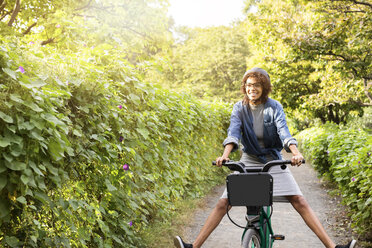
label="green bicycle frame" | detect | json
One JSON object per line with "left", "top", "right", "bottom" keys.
{"left": 241, "top": 206, "right": 274, "bottom": 248}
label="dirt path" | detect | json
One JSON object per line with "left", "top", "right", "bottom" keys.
{"left": 181, "top": 151, "right": 355, "bottom": 248}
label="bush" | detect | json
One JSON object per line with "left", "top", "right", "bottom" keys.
{"left": 296, "top": 124, "right": 372, "bottom": 238}
{"left": 0, "top": 39, "right": 231, "bottom": 247}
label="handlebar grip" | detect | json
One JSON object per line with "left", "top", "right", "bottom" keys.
{"left": 212, "top": 161, "right": 229, "bottom": 166}
{"left": 281, "top": 159, "right": 306, "bottom": 164}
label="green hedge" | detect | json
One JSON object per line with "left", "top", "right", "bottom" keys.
{"left": 296, "top": 124, "right": 372, "bottom": 238}
{"left": 0, "top": 39, "right": 231, "bottom": 247}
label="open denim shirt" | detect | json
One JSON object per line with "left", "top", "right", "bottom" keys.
{"left": 223, "top": 98, "right": 297, "bottom": 163}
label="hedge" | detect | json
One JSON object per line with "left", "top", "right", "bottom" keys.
{"left": 296, "top": 123, "right": 372, "bottom": 238}
{"left": 0, "top": 39, "right": 231, "bottom": 247}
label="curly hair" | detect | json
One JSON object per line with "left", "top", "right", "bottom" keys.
{"left": 240, "top": 71, "right": 272, "bottom": 105}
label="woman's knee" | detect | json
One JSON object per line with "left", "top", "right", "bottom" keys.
{"left": 215, "top": 198, "right": 230, "bottom": 212}
{"left": 288, "top": 195, "right": 309, "bottom": 209}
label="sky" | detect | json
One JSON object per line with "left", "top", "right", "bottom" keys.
{"left": 168, "top": 0, "right": 246, "bottom": 28}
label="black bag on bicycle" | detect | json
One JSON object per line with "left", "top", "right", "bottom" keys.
{"left": 226, "top": 173, "right": 273, "bottom": 207}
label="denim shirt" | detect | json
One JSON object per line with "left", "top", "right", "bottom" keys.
{"left": 223, "top": 98, "right": 297, "bottom": 163}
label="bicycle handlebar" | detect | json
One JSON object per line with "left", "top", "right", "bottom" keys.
{"left": 212, "top": 159, "right": 305, "bottom": 173}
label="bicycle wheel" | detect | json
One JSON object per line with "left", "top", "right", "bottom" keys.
{"left": 241, "top": 229, "right": 261, "bottom": 248}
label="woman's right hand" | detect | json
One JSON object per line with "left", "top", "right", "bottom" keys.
{"left": 215, "top": 156, "right": 230, "bottom": 167}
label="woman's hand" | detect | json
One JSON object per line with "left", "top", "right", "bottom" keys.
{"left": 291, "top": 153, "right": 304, "bottom": 167}
{"left": 289, "top": 144, "right": 304, "bottom": 167}
{"left": 215, "top": 143, "right": 234, "bottom": 167}
{"left": 215, "top": 156, "right": 230, "bottom": 167}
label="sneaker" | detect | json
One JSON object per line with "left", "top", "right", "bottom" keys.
{"left": 335, "top": 240, "right": 357, "bottom": 248}
{"left": 174, "top": 236, "right": 193, "bottom": 248}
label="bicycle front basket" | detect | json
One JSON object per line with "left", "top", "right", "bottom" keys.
{"left": 226, "top": 173, "right": 273, "bottom": 206}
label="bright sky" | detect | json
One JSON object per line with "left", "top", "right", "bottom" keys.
{"left": 168, "top": 0, "right": 246, "bottom": 28}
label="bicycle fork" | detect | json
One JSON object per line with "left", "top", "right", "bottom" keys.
{"left": 242, "top": 206, "right": 285, "bottom": 248}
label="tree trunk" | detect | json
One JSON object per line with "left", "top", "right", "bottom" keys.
{"left": 7, "top": 0, "right": 20, "bottom": 27}
{"left": 0, "top": 0, "right": 6, "bottom": 13}
{"left": 363, "top": 78, "right": 372, "bottom": 103}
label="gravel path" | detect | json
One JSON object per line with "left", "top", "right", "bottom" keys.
{"left": 181, "top": 151, "right": 354, "bottom": 248}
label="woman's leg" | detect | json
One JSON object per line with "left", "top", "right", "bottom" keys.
{"left": 287, "top": 195, "right": 336, "bottom": 248}
{"left": 193, "top": 198, "right": 230, "bottom": 248}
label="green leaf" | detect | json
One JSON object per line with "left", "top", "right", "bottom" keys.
{"left": 27, "top": 102, "right": 43, "bottom": 112}
{"left": 0, "top": 136, "right": 11, "bottom": 148}
{"left": 9, "top": 94, "right": 23, "bottom": 104}
{"left": 0, "top": 111, "right": 13, "bottom": 123}
{"left": 5, "top": 161, "right": 26, "bottom": 171}
{"left": 19, "top": 79, "right": 46, "bottom": 88}
{"left": 4, "top": 132, "right": 22, "bottom": 145}
{"left": 105, "top": 179, "right": 117, "bottom": 191}
{"left": 30, "top": 130, "right": 44, "bottom": 141}
{"left": 69, "top": 200, "right": 79, "bottom": 211}
{"left": 48, "top": 139, "right": 65, "bottom": 161}
{"left": 16, "top": 196, "right": 27, "bottom": 204}
{"left": 98, "top": 219, "right": 110, "bottom": 233}
{"left": 5, "top": 236, "right": 20, "bottom": 248}
{"left": 10, "top": 144, "right": 22, "bottom": 157}
{"left": 19, "top": 121, "right": 34, "bottom": 130}
{"left": 20, "top": 175, "right": 30, "bottom": 185}
{"left": 0, "top": 197, "right": 10, "bottom": 218}
{"left": 30, "top": 236, "right": 37, "bottom": 244}
{"left": 30, "top": 117, "right": 45, "bottom": 130}
{"left": 2, "top": 68, "right": 17, "bottom": 80}
{"left": 34, "top": 191, "right": 49, "bottom": 203}
{"left": 129, "top": 93, "right": 141, "bottom": 105}
{"left": 0, "top": 173, "right": 7, "bottom": 191}
{"left": 136, "top": 127, "right": 149, "bottom": 139}
{"left": 47, "top": 165, "right": 58, "bottom": 176}
{"left": 7, "top": 125, "right": 17, "bottom": 133}
{"left": 73, "top": 129, "right": 82, "bottom": 137}
{"left": 3, "top": 153, "right": 13, "bottom": 162}
{"left": 0, "top": 163, "right": 6, "bottom": 173}
{"left": 42, "top": 113, "right": 65, "bottom": 127}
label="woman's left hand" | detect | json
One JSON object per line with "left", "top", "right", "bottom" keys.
{"left": 291, "top": 153, "right": 304, "bottom": 167}
{"left": 289, "top": 144, "right": 304, "bottom": 166}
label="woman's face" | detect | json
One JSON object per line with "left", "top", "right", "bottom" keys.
{"left": 245, "top": 78, "right": 262, "bottom": 104}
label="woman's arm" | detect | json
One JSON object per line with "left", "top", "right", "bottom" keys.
{"left": 222, "top": 102, "right": 243, "bottom": 152}
{"left": 215, "top": 143, "right": 234, "bottom": 167}
{"left": 273, "top": 101, "right": 298, "bottom": 151}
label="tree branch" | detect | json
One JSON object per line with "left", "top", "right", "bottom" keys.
{"left": 344, "top": 10, "right": 366, "bottom": 13}
{"left": 22, "top": 22, "right": 37, "bottom": 35}
{"left": 122, "top": 25, "right": 150, "bottom": 40}
{"left": 319, "top": 51, "right": 351, "bottom": 62}
{"left": 40, "top": 37, "right": 55, "bottom": 46}
{"left": 7, "top": 0, "right": 21, "bottom": 27}
{"left": 0, "top": 0, "right": 6, "bottom": 13}
{"left": 75, "top": 0, "right": 92, "bottom": 11}
{"left": 352, "top": 0, "right": 372, "bottom": 9}
{"left": 0, "top": 11, "right": 9, "bottom": 21}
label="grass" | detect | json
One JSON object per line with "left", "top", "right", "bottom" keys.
{"left": 140, "top": 180, "right": 224, "bottom": 248}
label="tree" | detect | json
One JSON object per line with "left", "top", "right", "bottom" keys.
{"left": 0, "top": 0, "right": 173, "bottom": 63}
{"left": 241, "top": 0, "right": 370, "bottom": 124}
{"left": 148, "top": 24, "right": 251, "bottom": 103}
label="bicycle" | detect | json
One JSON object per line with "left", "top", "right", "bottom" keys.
{"left": 213, "top": 159, "right": 303, "bottom": 248}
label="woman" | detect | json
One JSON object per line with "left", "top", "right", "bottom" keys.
{"left": 174, "top": 68, "right": 356, "bottom": 248}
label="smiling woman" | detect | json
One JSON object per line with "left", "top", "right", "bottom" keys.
{"left": 168, "top": 0, "right": 245, "bottom": 27}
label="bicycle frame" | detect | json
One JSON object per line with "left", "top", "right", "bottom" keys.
{"left": 241, "top": 206, "right": 274, "bottom": 248}
{"left": 215, "top": 159, "right": 303, "bottom": 248}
